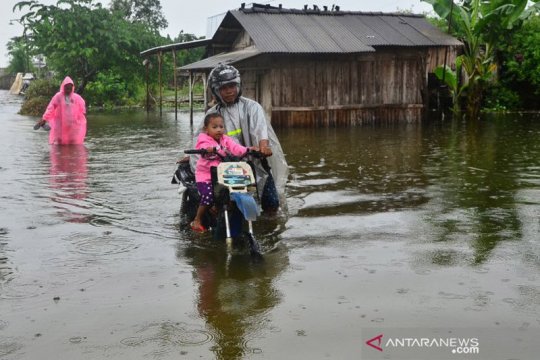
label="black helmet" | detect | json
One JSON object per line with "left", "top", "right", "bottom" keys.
{"left": 208, "top": 64, "right": 242, "bottom": 104}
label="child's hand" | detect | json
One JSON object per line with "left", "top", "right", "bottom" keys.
{"left": 249, "top": 146, "right": 259, "bottom": 152}
{"left": 206, "top": 147, "right": 215, "bottom": 153}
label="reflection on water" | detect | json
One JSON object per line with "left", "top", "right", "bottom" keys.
{"left": 420, "top": 117, "right": 539, "bottom": 265}
{"left": 282, "top": 116, "right": 540, "bottom": 266}
{"left": 0, "top": 227, "right": 12, "bottom": 283}
{"left": 48, "top": 145, "right": 89, "bottom": 223}
{"left": 182, "top": 244, "right": 288, "bottom": 360}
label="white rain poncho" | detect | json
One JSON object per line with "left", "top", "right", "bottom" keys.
{"left": 191, "top": 97, "right": 289, "bottom": 208}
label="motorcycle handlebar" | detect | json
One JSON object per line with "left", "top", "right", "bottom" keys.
{"left": 183, "top": 148, "right": 265, "bottom": 158}
{"left": 184, "top": 149, "right": 208, "bottom": 155}
{"left": 246, "top": 149, "right": 265, "bottom": 158}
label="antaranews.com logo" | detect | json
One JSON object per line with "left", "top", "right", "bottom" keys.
{"left": 366, "top": 333, "right": 480, "bottom": 355}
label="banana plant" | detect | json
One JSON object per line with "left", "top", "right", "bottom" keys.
{"left": 433, "top": 55, "right": 465, "bottom": 114}
{"left": 422, "top": 0, "right": 540, "bottom": 119}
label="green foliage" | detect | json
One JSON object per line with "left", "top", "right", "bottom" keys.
{"left": 84, "top": 70, "right": 142, "bottom": 107}
{"left": 434, "top": 56, "right": 466, "bottom": 113}
{"left": 19, "top": 96, "right": 51, "bottom": 116}
{"left": 23, "top": 78, "right": 57, "bottom": 99}
{"left": 425, "top": 14, "right": 448, "bottom": 32}
{"left": 497, "top": 15, "right": 540, "bottom": 108}
{"left": 12, "top": 0, "right": 204, "bottom": 108}
{"left": 18, "top": 78, "right": 57, "bottom": 116}
{"left": 172, "top": 31, "right": 205, "bottom": 66}
{"left": 6, "top": 37, "right": 32, "bottom": 74}
{"left": 422, "top": 0, "right": 540, "bottom": 118}
{"left": 110, "top": 0, "right": 168, "bottom": 30}
{"left": 14, "top": 0, "right": 165, "bottom": 97}
{"left": 434, "top": 64, "right": 458, "bottom": 91}
{"left": 482, "top": 84, "right": 522, "bottom": 111}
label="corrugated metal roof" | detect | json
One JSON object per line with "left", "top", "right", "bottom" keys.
{"left": 166, "top": 7, "right": 462, "bottom": 72}
{"left": 229, "top": 9, "right": 461, "bottom": 53}
{"left": 140, "top": 39, "right": 211, "bottom": 57}
{"left": 141, "top": 7, "right": 461, "bottom": 61}
{"left": 179, "top": 47, "right": 261, "bottom": 70}
{"left": 403, "top": 16, "right": 462, "bottom": 46}
{"left": 379, "top": 16, "right": 436, "bottom": 46}
{"left": 231, "top": 11, "right": 375, "bottom": 53}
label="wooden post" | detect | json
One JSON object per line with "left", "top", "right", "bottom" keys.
{"left": 158, "top": 51, "right": 163, "bottom": 117}
{"left": 189, "top": 70, "right": 193, "bottom": 125}
{"left": 144, "top": 58, "right": 150, "bottom": 113}
{"left": 202, "top": 72, "right": 207, "bottom": 111}
{"left": 173, "top": 50, "right": 178, "bottom": 120}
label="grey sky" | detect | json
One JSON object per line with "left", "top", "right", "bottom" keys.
{"left": 0, "top": 0, "right": 434, "bottom": 68}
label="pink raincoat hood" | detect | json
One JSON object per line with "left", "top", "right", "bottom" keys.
{"left": 59, "top": 76, "right": 75, "bottom": 94}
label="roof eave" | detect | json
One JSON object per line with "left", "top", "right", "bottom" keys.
{"left": 140, "top": 38, "right": 212, "bottom": 57}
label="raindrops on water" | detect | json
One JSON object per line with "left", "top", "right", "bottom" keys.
{"left": 68, "top": 232, "right": 140, "bottom": 257}
{"left": 120, "top": 321, "right": 214, "bottom": 351}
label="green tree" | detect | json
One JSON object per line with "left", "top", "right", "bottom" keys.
{"left": 6, "top": 36, "right": 31, "bottom": 73}
{"left": 422, "top": 0, "right": 540, "bottom": 119}
{"left": 14, "top": 0, "right": 165, "bottom": 96}
{"left": 172, "top": 31, "right": 205, "bottom": 66}
{"left": 110, "top": 0, "right": 168, "bottom": 31}
{"left": 498, "top": 15, "right": 540, "bottom": 108}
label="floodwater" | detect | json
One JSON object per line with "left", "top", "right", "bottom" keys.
{"left": 0, "top": 89, "right": 539, "bottom": 360}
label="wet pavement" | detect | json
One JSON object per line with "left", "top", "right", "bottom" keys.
{"left": 0, "top": 89, "right": 539, "bottom": 359}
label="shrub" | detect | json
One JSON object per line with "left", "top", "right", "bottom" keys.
{"left": 482, "top": 84, "right": 522, "bottom": 111}
{"left": 498, "top": 16, "right": 540, "bottom": 110}
{"left": 84, "top": 71, "right": 138, "bottom": 108}
{"left": 23, "top": 78, "right": 57, "bottom": 99}
{"left": 19, "top": 96, "right": 51, "bottom": 116}
{"left": 18, "top": 78, "right": 58, "bottom": 116}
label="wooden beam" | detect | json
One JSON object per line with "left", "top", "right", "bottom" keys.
{"left": 158, "top": 51, "right": 162, "bottom": 117}
{"left": 189, "top": 71, "right": 193, "bottom": 125}
{"left": 202, "top": 72, "right": 208, "bottom": 111}
{"left": 144, "top": 58, "right": 150, "bottom": 113}
{"left": 173, "top": 50, "right": 178, "bottom": 120}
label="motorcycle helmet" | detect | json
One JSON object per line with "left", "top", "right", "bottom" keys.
{"left": 208, "top": 64, "right": 242, "bottom": 104}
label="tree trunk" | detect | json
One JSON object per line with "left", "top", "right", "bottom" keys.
{"left": 466, "top": 82, "right": 483, "bottom": 120}
{"left": 76, "top": 77, "right": 88, "bottom": 95}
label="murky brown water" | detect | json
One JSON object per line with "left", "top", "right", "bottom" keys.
{"left": 1, "top": 89, "right": 539, "bottom": 359}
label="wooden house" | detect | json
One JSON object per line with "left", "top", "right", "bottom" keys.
{"left": 144, "top": 4, "right": 462, "bottom": 126}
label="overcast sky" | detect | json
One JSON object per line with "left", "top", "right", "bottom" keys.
{"left": 0, "top": 0, "right": 434, "bottom": 68}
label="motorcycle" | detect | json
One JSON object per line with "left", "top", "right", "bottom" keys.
{"left": 172, "top": 149, "right": 266, "bottom": 259}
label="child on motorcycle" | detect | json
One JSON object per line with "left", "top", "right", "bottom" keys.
{"left": 191, "top": 113, "right": 258, "bottom": 233}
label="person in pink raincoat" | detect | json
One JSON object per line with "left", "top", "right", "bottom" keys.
{"left": 191, "top": 113, "right": 258, "bottom": 232}
{"left": 34, "top": 76, "right": 87, "bottom": 144}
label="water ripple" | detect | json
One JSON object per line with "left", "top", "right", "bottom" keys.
{"left": 68, "top": 232, "right": 140, "bottom": 256}
{"left": 0, "top": 339, "right": 23, "bottom": 357}
{"left": 0, "top": 282, "right": 42, "bottom": 300}
{"left": 120, "top": 321, "right": 213, "bottom": 352}
{"left": 0, "top": 256, "right": 15, "bottom": 283}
